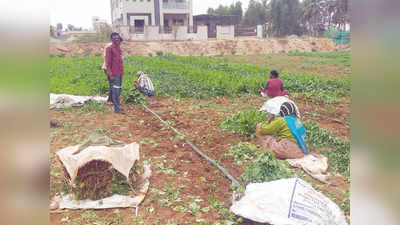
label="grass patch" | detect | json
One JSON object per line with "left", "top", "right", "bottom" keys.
{"left": 284, "top": 51, "right": 350, "bottom": 66}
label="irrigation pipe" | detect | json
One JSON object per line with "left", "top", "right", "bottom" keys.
{"left": 142, "top": 104, "right": 241, "bottom": 187}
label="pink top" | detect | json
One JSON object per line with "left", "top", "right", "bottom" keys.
{"left": 105, "top": 43, "right": 124, "bottom": 76}
{"left": 265, "top": 78, "right": 287, "bottom": 98}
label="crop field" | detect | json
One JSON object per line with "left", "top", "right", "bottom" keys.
{"left": 50, "top": 51, "right": 350, "bottom": 224}
{"left": 214, "top": 50, "right": 351, "bottom": 79}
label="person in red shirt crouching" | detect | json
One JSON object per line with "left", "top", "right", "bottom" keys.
{"left": 261, "top": 70, "right": 289, "bottom": 98}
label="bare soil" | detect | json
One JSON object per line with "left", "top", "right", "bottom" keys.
{"left": 49, "top": 37, "right": 339, "bottom": 58}
{"left": 50, "top": 95, "right": 349, "bottom": 224}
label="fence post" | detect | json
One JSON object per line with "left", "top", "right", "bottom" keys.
{"left": 257, "top": 25, "right": 263, "bottom": 39}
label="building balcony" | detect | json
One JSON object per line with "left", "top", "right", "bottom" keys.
{"left": 162, "top": 2, "right": 189, "bottom": 9}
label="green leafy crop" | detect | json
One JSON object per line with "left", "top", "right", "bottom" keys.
{"left": 220, "top": 109, "right": 268, "bottom": 138}
{"left": 240, "top": 151, "right": 292, "bottom": 185}
{"left": 50, "top": 54, "right": 350, "bottom": 103}
{"left": 121, "top": 89, "right": 148, "bottom": 105}
{"left": 303, "top": 120, "right": 350, "bottom": 178}
{"left": 225, "top": 142, "right": 263, "bottom": 165}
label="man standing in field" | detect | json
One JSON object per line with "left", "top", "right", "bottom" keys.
{"left": 105, "top": 32, "right": 125, "bottom": 114}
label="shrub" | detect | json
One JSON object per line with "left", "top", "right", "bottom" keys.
{"left": 156, "top": 51, "right": 164, "bottom": 57}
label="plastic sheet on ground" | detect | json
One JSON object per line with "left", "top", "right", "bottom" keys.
{"left": 287, "top": 154, "right": 330, "bottom": 183}
{"left": 51, "top": 162, "right": 152, "bottom": 210}
{"left": 231, "top": 178, "right": 348, "bottom": 225}
{"left": 259, "top": 96, "right": 301, "bottom": 118}
{"left": 50, "top": 93, "right": 108, "bottom": 109}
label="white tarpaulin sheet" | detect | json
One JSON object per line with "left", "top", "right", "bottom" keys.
{"left": 259, "top": 96, "right": 301, "bottom": 118}
{"left": 231, "top": 178, "right": 348, "bottom": 225}
{"left": 50, "top": 93, "right": 108, "bottom": 109}
{"left": 287, "top": 154, "right": 330, "bottom": 183}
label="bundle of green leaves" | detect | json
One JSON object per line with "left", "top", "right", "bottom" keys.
{"left": 220, "top": 109, "right": 268, "bottom": 137}
{"left": 240, "top": 151, "right": 292, "bottom": 186}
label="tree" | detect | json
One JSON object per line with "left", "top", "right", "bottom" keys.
{"left": 329, "top": 0, "right": 349, "bottom": 31}
{"left": 301, "top": 0, "right": 329, "bottom": 36}
{"left": 300, "top": 0, "right": 350, "bottom": 36}
{"left": 269, "top": 0, "right": 302, "bottom": 36}
{"left": 207, "top": 1, "right": 243, "bottom": 19}
{"left": 242, "top": 0, "right": 267, "bottom": 25}
{"left": 207, "top": 2, "right": 243, "bottom": 24}
{"left": 230, "top": 2, "right": 243, "bottom": 21}
{"left": 50, "top": 25, "right": 55, "bottom": 37}
{"left": 207, "top": 5, "right": 230, "bottom": 15}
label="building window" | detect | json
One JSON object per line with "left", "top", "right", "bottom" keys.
{"left": 135, "top": 20, "right": 144, "bottom": 27}
{"left": 131, "top": 19, "right": 145, "bottom": 33}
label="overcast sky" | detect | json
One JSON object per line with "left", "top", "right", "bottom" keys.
{"left": 50, "top": 0, "right": 251, "bottom": 29}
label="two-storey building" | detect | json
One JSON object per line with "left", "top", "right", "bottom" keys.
{"left": 110, "top": 0, "right": 193, "bottom": 34}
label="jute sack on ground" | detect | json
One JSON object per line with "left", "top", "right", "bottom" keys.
{"left": 56, "top": 140, "right": 139, "bottom": 188}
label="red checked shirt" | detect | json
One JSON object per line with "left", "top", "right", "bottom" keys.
{"left": 105, "top": 44, "right": 124, "bottom": 76}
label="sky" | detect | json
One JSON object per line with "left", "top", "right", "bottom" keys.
{"left": 50, "top": 0, "right": 251, "bottom": 29}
